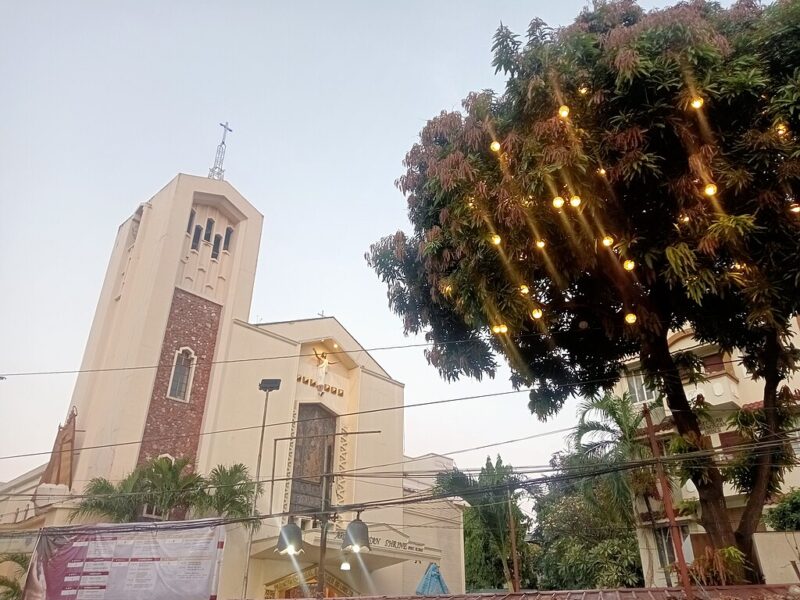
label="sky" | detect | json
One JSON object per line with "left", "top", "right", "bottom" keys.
{"left": 0, "top": 0, "right": 727, "bottom": 484}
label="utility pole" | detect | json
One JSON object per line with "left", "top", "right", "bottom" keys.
{"left": 315, "top": 440, "right": 331, "bottom": 599}
{"left": 643, "top": 405, "right": 693, "bottom": 599}
{"left": 507, "top": 489, "right": 521, "bottom": 592}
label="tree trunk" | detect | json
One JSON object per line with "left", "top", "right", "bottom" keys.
{"left": 733, "top": 331, "right": 783, "bottom": 583}
{"left": 642, "top": 333, "right": 737, "bottom": 551}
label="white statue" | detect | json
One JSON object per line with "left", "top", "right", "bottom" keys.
{"left": 314, "top": 349, "right": 338, "bottom": 396}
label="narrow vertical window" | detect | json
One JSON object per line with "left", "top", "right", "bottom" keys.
{"left": 211, "top": 234, "right": 222, "bottom": 259}
{"left": 168, "top": 348, "right": 195, "bottom": 401}
{"left": 191, "top": 225, "right": 203, "bottom": 250}
{"left": 204, "top": 218, "right": 215, "bottom": 242}
{"left": 186, "top": 209, "right": 196, "bottom": 234}
{"left": 223, "top": 227, "right": 234, "bottom": 251}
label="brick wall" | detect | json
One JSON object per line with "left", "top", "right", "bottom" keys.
{"left": 137, "top": 287, "right": 222, "bottom": 466}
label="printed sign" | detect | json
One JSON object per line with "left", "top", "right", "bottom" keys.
{"left": 22, "top": 521, "right": 225, "bottom": 600}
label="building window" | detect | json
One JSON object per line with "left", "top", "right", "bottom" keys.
{"left": 140, "top": 504, "right": 166, "bottom": 521}
{"left": 167, "top": 348, "right": 195, "bottom": 402}
{"left": 627, "top": 372, "right": 656, "bottom": 404}
{"left": 204, "top": 218, "right": 215, "bottom": 242}
{"left": 186, "top": 209, "right": 196, "bottom": 234}
{"left": 211, "top": 234, "right": 222, "bottom": 260}
{"left": 223, "top": 226, "right": 234, "bottom": 251}
{"left": 654, "top": 526, "right": 691, "bottom": 586}
{"left": 703, "top": 353, "right": 725, "bottom": 374}
{"left": 191, "top": 225, "right": 203, "bottom": 250}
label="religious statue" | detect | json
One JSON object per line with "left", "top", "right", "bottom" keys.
{"left": 313, "top": 349, "right": 338, "bottom": 396}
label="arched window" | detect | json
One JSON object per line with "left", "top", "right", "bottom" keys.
{"left": 167, "top": 347, "right": 196, "bottom": 402}
{"left": 211, "top": 234, "right": 222, "bottom": 260}
{"left": 223, "top": 226, "right": 234, "bottom": 251}
{"left": 203, "top": 218, "right": 215, "bottom": 242}
{"left": 191, "top": 225, "right": 203, "bottom": 250}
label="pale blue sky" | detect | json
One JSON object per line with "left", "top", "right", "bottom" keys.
{"left": 0, "top": 0, "right": 725, "bottom": 482}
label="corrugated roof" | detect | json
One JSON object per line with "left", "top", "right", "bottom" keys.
{"left": 305, "top": 586, "right": 795, "bottom": 600}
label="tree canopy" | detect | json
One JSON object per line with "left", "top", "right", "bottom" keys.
{"left": 368, "top": 0, "right": 800, "bottom": 576}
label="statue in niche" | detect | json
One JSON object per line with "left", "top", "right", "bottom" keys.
{"left": 313, "top": 349, "right": 338, "bottom": 396}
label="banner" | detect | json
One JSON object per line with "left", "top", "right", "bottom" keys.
{"left": 22, "top": 520, "right": 225, "bottom": 600}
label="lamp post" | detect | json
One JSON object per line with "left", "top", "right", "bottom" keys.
{"left": 240, "top": 378, "right": 281, "bottom": 600}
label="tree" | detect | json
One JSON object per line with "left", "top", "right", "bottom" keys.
{"left": 198, "top": 463, "right": 260, "bottom": 527}
{"left": 71, "top": 470, "right": 145, "bottom": 523}
{"left": 139, "top": 456, "right": 204, "bottom": 520}
{"left": 436, "top": 456, "right": 534, "bottom": 591}
{"left": 764, "top": 488, "right": 800, "bottom": 531}
{"left": 0, "top": 553, "right": 30, "bottom": 600}
{"left": 368, "top": 0, "right": 800, "bottom": 575}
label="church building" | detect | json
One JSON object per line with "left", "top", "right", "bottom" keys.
{"left": 0, "top": 171, "right": 465, "bottom": 598}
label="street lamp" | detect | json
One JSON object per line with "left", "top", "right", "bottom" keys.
{"left": 342, "top": 514, "right": 371, "bottom": 553}
{"left": 240, "top": 378, "right": 281, "bottom": 600}
{"left": 276, "top": 523, "right": 304, "bottom": 556}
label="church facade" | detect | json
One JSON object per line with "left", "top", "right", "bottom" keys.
{"left": 0, "top": 174, "right": 465, "bottom": 597}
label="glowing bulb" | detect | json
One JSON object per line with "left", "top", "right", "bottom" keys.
{"left": 490, "top": 141, "right": 501, "bottom": 153}
{"left": 679, "top": 213, "right": 690, "bottom": 223}
{"left": 535, "top": 239, "right": 546, "bottom": 249}
{"left": 333, "top": 343, "right": 339, "bottom": 349}
{"left": 519, "top": 284, "right": 530, "bottom": 295}
{"left": 491, "top": 234, "right": 502, "bottom": 245}
{"left": 467, "top": 200, "right": 475, "bottom": 209}
{"left": 704, "top": 183, "right": 718, "bottom": 197}
{"left": 601, "top": 235, "right": 614, "bottom": 247}
{"left": 731, "top": 262, "right": 744, "bottom": 271}
{"left": 690, "top": 96, "right": 704, "bottom": 109}
{"left": 776, "top": 123, "right": 788, "bottom": 137}
{"left": 625, "top": 313, "right": 638, "bottom": 325}
{"left": 352, "top": 544, "right": 361, "bottom": 554}
{"left": 340, "top": 560, "right": 351, "bottom": 571}
{"left": 286, "top": 545, "right": 296, "bottom": 556}
{"left": 578, "top": 85, "right": 589, "bottom": 96}
{"left": 444, "top": 285, "right": 453, "bottom": 295}
{"left": 790, "top": 202, "right": 800, "bottom": 214}
{"left": 623, "top": 259, "right": 635, "bottom": 271}
{"left": 552, "top": 196, "right": 565, "bottom": 209}
{"left": 558, "top": 105, "right": 570, "bottom": 119}
{"left": 597, "top": 167, "right": 607, "bottom": 176}
{"left": 499, "top": 324, "right": 508, "bottom": 333}
{"left": 491, "top": 325, "right": 502, "bottom": 334}
{"left": 531, "top": 308, "right": 543, "bottom": 320}
{"left": 569, "top": 195, "right": 582, "bottom": 207}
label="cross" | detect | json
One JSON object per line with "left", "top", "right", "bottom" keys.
{"left": 318, "top": 310, "right": 326, "bottom": 317}
{"left": 219, "top": 121, "right": 233, "bottom": 144}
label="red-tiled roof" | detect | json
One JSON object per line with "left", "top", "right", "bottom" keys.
{"left": 311, "top": 586, "right": 795, "bottom": 600}
{"left": 741, "top": 401, "right": 764, "bottom": 411}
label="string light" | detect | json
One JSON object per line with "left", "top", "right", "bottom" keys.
{"left": 558, "top": 105, "right": 570, "bottom": 119}
{"left": 578, "top": 85, "right": 589, "bottom": 96}
{"left": 776, "top": 123, "right": 789, "bottom": 137}
{"left": 444, "top": 285, "right": 453, "bottom": 295}
{"left": 679, "top": 213, "right": 690, "bottom": 223}
{"left": 531, "top": 308, "right": 543, "bottom": 320}
{"left": 491, "top": 234, "right": 502, "bottom": 245}
{"left": 552, "top": 196, "right": 565, "bottom": 209}
{"left": 519, "top": 284, "right": 530, "bottom": 295}
{"left": 569, "top": 195, "right": 582, "bottom": 207}
{"left": 690, "top": 96, "right": 704, "bottom": 109}
{"left": 535, "top": 239, "right": 546, "bottom": 249}
{"left": 597, "top": 167, "right": 607, "bottom": 176}
{"left": 789, "top": 202, "right": 800, "bottom": 214}
{"left": 601, "top": 235, "right": 614, "bottom": 247}
{"left": 624, "top": 313, "right": 637, "bottom": 325}
{"left": 490, "top": 141, "right": 501, "bottom": 153}
{"left": 623, "top": 259, "right": 635, "bottom": 271}
{"left": 491, "top": 324, "right": 508, "bottom": 334}
{"left": 704, "top": 183, "right": 718, "bottom": 197}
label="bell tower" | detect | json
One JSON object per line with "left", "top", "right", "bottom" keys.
{"left": 66, "top": 174, "right": 263, "bottom": 485}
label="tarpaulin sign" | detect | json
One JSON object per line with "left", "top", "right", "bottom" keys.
{"left": 22, "top": 521, "right": 225, "bottom": 600}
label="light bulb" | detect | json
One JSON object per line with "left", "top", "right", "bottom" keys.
{"left": 340, "top": 560, "right": 351, "bottom": 571}
{"left": 444, "top": 285, "right": 453, "bottom": 295}
{"left": 569, "top": 195, "right": 582, "bottom": 207}
{"left": 491, "top": 234, "right": 502, "bottom": 245}
{"left": 704, "top": 183, "right": 718, "bottom": 197}
{"left": 679, "top": 213, "right": 690, "bottom": 223}
{"left": 690, "top": 96, "right": 704, "bottom": 109}
{"left": 490, "top": 141, "right": 501, "bottom": 153}
{"left": 578, "top": 85, "right": 589, "bottom": 96}
{"left": 558, "top": 105, "right": 570, "bottom": 119}
{"left": 499, "top": 324, "right": 508, "bottom": 333}
{"left": 601, "top": 235, "right": 614, "bottom": 247}
{"left": 535, "top": 239, "right": 546, "bottom": 249}
{"left": 623, "top": 259, "right": 635, "bottom": 271}
{"left": 776, "top": 123, "right": 788, "bottom": 137}
{"left": 790, "top": 202, "right": 800, "bottom": 214}
{"left": 519, "top": 284, "right": 530, "bottom": 295}
{"left": 333, "top": 343, "right": 339, "bottom": 349}
{"left": 491, "top": 325, "right": 502, "bottom": 334}
{"left": 552, "top": 196, "right": 565, "bottom": 209}
{"left": 286, "top": 545, "right": 296, "bottom": 556}
{"left": 625, "top": 313, "right": 637, "bottom": 325}
{"left": 352, "top": 545, "right": 361, "bottom": 554}
{"left": 597, "top": 167, "right": 607, "bottom": 176}
{"left": 531, "top": 308, "right": 543, "bottom": 320}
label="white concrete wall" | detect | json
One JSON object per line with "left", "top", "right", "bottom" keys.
{"left": 753, "top": 531, "right": 800, "bottom": 584}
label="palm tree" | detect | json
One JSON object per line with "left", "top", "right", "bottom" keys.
{"left": 71, "top": 470, "right": 145, "bottom": 523}
{"left": 0, "top": 553, "right": 30, "bottom": 600}
{"left": 140, "top": 456, "right": 205, "bottom": 520}
{"left": 436, "top": 456, "right": 525, "bottom": 591}
{"left": 198, "top": 463, "right": 261, "bottom": 527}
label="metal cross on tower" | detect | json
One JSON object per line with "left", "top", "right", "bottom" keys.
{"left": 208, "top": 121, "right": 233, "bottom": 180}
